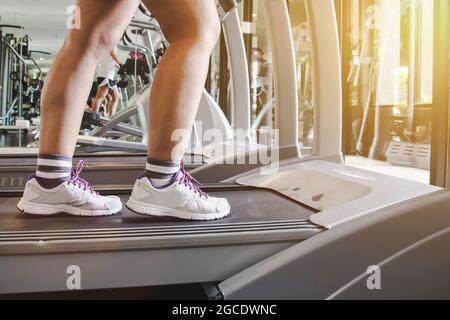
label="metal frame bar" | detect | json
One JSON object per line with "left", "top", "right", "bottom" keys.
{"left": 222, "top": 6, "right": 252, "bottom": 137}
{"left": 218, "top": 32, "right": 230, "bottom": 121}
{"left": 430, "top": 0, "right": 449, "bottom": 187}
{"left": 263, "top": 0, "right": 300, "bottom": 154}
{"left": 305, "top": 0, "right": 343, "bottom": 158}
{"left": 337, "top": 0, "right": 354, "bottom": 155}
{"left": 243, "top": 0, "right": 254, "bottom": 95}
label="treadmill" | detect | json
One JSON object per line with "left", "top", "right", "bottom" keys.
{"left": 0, "top": 179, "right": 321, "bottom": 296}
{"left": 0, "top": 143, "right": 280, "bottom": 193}
{"left": 1, "top": 158, "right": 448, "bottom": 299}
{"left": 0, "top": 0, "right": 255, "bottom": 194}
{"left": 2, "top": 0, "right": 448, "bottom": 299}
{"left": 0, "top": 150, "right": 205, "bottom": 194}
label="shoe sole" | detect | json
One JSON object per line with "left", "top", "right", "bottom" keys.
{"left": 17, "top": 199, "right": 122, "bottom": 217}
{"left": 126, "top": 198, "right": 230, "bottom": 221}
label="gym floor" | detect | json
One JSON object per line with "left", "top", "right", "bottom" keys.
{"left": 345, "top": 156, "right": 430, "bottom": 185}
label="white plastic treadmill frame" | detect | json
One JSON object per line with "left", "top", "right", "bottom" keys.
{"left": 263, "top": 0, "right": 299, "bottom": 151}
{"left": 222, "top": 7, "right": 252, "bottom": 136}
{"left": 263, "top": 0, "right": 343, "bottom": 159}
{"left": 236, "top": 159, "right": 440, "bottom": 229}
{"left": 305, "top": 0, "right": 343, "bottom": 158}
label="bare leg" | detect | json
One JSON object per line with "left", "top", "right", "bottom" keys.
{"left": 104, "top": 93, "right": 112, "bottom": 117}
{"left": 142, "top": 0, "right": 221, "bottom": 162}
{"left": 93, "top": 85, "right": 109, "bottom": 113}
{"left": 39, "top": 0, "right": 140, "bottom": 156}
{"left": 107, "top": 87, "right": 121, "bottom": 117}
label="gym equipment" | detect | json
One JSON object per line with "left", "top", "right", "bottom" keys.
{"left": 0, "top": 26, "right": 43, "bottom": 130}
{"left": 385, "top": 107, "right": 432, "bottom": 170}
{"left": 0, "top": 159, "right": 445, "bottom": 298}
{"left": 385, "top": 141, "right": 431, "bottom": 170}
{"left": 0, "top": 13, "right": 234, "bottom": 192}
{"left": 80, "top": 0, "right": 277, "bottom": 155}
{"left": 213, "top": 161, "right": 448, "bottom": 300}
{"left": 76, "top": 1, "right": 247, "bottom": 154}
{"left": 0, "top": 25, "right": 27, "bottom": 127}
{"left": 0, "top": 0, "right": 324, "bottom": 192}
{"left": 350, "top": 2, "right": 433, "bottom": 167}
{"left": 1, "top": 0, "right": 448, "bottom": 300}
{"left": 0, "top": 27, "right": 44, "bottom": 151}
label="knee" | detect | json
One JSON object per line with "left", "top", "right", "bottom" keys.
{"left": 113, "top": 91, "right": 120, "bottom": 101}
{"left": 166, "top": 15, "right": 221, "bottom": 53}
{"left": 97, "top": 86, "right": 108, "bottom": 96}
{"left": 67, "top": 26, "right": 120, "bottom": 61}
{"left": 198, "top": 15, "right": 221, "bottom": 50}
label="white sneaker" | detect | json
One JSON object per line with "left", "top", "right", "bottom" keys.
{"left": 126, "top": 168, "right": 231, "bottom": 221}
{"left": 17, "top": 161, "right": 122, "bottom": 217}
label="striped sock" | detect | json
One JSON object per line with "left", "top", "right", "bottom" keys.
{"left": 145, "top": 158, "right": 180, "bottom": 186}
{"left": 35, "top": 154, "right": 72, "bottom": 189}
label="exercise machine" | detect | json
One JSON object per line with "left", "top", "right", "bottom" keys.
{"left": 0, "top": 0, "right": 258, "bottom": 191}
{"left": 0, "top": 0, "right": 448, "bottom": 300}
{"left": 76, "top": 1, "right": 249, "bottom": 153}
{"left": 0, "top": 26, "right": 43, "bottom": 149}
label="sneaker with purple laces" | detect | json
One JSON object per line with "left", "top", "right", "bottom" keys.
{"left": 17, "top": 161, "right": 122, "bottom": 216}
{"left": 126, "top": 164, "right": 230, "bottom": 221}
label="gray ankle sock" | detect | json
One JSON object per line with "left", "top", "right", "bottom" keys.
{"left": 145, "top": 158, "right": 180, "bottom": 186}
{"left": 35, "top": 154, "right": 72, "bottom": 189}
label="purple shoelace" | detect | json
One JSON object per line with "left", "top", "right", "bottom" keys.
{"left": 176, "top": 162, "right": 208, "bottom": 199}
{"left": 67, "top": 160, "right": 98, "bottom": 195}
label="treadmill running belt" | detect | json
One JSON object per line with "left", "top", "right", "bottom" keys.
{"left": 0, "top": 189, "right": 316, "bottom": 233}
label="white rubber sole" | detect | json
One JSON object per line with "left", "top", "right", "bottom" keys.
{"left": 126, "top": 198, "right": 230, "bottom": 221}
{"left": 17, "top": 199, "right": 122, "bottom": 217}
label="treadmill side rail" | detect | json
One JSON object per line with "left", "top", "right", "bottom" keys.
{"left": 216, "top": 190, "right": 450, "bottom": 300}
{"left": 0, "top": 231, "right": 321, "bottom": 295}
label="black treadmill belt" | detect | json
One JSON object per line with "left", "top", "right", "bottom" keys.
{"left": 0, "top": 189, "right": 315, "bottom": 233}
